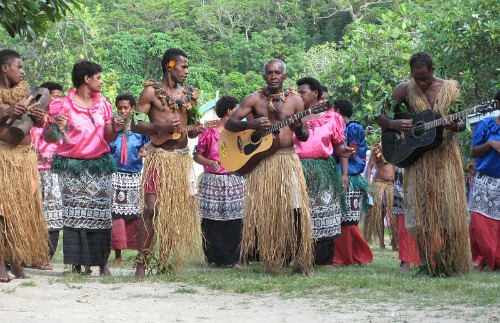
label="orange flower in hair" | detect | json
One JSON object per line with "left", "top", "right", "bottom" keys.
{"left": 168, "top": 60, "right": 175, "bottom": 68}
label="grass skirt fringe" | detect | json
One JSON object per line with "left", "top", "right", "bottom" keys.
{"left": 0, "top": 141, "right": 49, "bottom": 264}
{"left": 141, "top": 147, "right": 201, "bottom": 272}
{"left": 363, "top": 179, "right": 395, "bottom": 244}
{"left": 241, "top": 147, "right": 314, "bottom": 273}
{"left": 405, "top": 79, "right": 470, "bottom": 276}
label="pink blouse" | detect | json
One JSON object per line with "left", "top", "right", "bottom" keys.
{"left": 196, "top": 127, "right": 227, "bottom": 174}
{"left": 294, "top": 110, "right": 345, "bottom": 159}
{"left": 31, "top": 121, "right": 59, "bottom": 170}
{"left": 48, "top": 88, "right": 113, "bottom": 159}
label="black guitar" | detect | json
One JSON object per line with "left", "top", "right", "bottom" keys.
{"left": 381, "top": 100, "right": 499, "bottom": 167}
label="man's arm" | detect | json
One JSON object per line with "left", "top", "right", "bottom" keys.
{"left": 130, "top": 86, "right": 179, "bottom": 136}
{"left": 225, "top": 94, "right": 268, "bottom": 132}
{"left": 376, "top": 83, "right": 413, "bottom": 132}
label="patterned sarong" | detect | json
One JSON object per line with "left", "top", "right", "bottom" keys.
{"left": 112, "top": 171, "right": 142, "bottom": 220}
{"left": 468, "top": 172, "right": 500, "bottom": 221}
{"left": 300, "top": 157, "right": 342, "bottom": 239}
{"left": 198, "top": 173, "right": 246, "bottom": 221}
{"left": 341, "top": 174, "right": 369, "bottom": 225}
{"left": 39, "top": 170, "right": 63, "bottom": 230}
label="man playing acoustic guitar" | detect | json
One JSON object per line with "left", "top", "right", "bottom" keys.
{"left": 225, "top": 59, "right": 314, "bottom": 275}
{"left": 131, "top": 48, "right": 204, "bottom": 278}
{"left": 376, "top": 51, "right": 469, "bottom": 276}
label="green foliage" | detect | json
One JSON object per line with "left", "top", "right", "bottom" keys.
{"left": 0, "top": 0, "right": 81, "bottom": 41}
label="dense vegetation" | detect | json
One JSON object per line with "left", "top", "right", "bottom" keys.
{"left": 1, "top": 0, "right": 498, "bottom": 145}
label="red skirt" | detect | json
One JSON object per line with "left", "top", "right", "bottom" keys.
{"left": 333, "top": 225, "right": 373, "bottom": 265}
{"left": 111, "top": 218, "right": 139, "bottom": 250}
{"left": 397, "top": 214, "right": 420, "bottom": 265}
{"left": 469, "top": 211, "right": 500, "bottom": 270}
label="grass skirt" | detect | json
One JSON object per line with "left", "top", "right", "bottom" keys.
{"left": 241, "top": 147, "right": 313, "bottom": 273}
{"left": 363, "top": 179, "right": 396, "bottom": 244}
{"left": 404, "top": 79, "right": 470, "bottom": 276}
{"left": 0, "top": 141, "right": 49, "bottom": 264}
{"left": 141, "top": 147, "right": 201, "bottom": 272}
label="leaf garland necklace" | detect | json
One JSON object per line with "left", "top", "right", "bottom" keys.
{"left": 260, "top": 86, "right": 297, "bottom": 111}
{"left": 0, "top": 80, "right": 29, "bottom": 105}
{"left": 142, "top": 81, "right": 201, "bottom": 125}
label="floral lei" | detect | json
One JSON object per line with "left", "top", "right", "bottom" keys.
{"left": 260, "top": 86, "right": 298, "bottom": 111}
{"left": 143, "top": 81, "right": 201, "bottom": 125}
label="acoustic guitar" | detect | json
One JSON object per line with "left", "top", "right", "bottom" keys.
{"left": 218, "top": 101, "right": 332, "bottom": 175}
{"left": 151, "top": 120, "right": 220, "bottom": 146}
{"left": 381, "top": 100, "right": 499, "bottom": 167}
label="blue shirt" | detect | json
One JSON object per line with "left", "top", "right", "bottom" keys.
{"left": 472, "top": 117, "right": 500, "bottom": 177}
{"left": 109, "top": 131, "right": 150, "bottom": 173}
{"left": 344, "top": 121, "right": 367, "bottom": 175}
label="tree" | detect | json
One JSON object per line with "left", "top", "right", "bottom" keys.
{"left": 0, "top": 0, "right": 81, "bottom": 41}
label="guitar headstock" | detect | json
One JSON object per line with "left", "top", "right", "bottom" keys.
{"left": 476, "top": 100, "right": 499, "bottom": 114}
{"left": 309, "top": 100, "right": 332, "bottom": 114}
{"left": 205, "top": 120, "right": 221, "bottom": 128}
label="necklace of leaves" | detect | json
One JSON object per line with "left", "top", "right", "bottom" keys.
{"left": 148, "top": 81, "right": 197, "bottom": 111}
{"left": 261, "top": 86, "right": 297, "bottom": 111}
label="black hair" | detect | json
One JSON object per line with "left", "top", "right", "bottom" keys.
{"left": 39, "top": 82, "right": 63, "bottom": 93}
{"left": 334, "top": 99, "right": 353, "bottom": 118}
{"left": 115, "top": 93, "right": 136, "bottom": 107}
{"left": 494, "top": 90, "right": 500, "bottom": 102}
{"left": 296, "top": 77, "right": 323, "bottom": 100}
{"left": 215, "top": 95, "right": 239, "bottom": 118}
{"left": 71, "top": 60, "right": 102, "bottom": 88}
{"left": 409, "top": 52, "right": 434, "bottom": 71}
{"left": 161, "top": 48, "right": 188, "bottom": 74}
{"left": 0, "top": 49, "right": 21, "bottom": 66}
{"left": 321, "top": 85, "right": 329, "bottom": 94}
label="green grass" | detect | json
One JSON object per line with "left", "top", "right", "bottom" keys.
{"left": 49, "top": 242, "right": 500, "bottom": 310}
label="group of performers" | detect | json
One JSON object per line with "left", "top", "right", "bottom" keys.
{"left": 1, "top": 47, "right": 498, "bottom": 283}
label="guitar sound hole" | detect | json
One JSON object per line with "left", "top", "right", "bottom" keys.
{"left": 250, "top": 131, "right": 262, "bottom": 143}
{"left": 410, "top": 121, "right": 425, "bottom": 138}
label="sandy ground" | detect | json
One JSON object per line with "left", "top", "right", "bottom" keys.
{"left": 0, "top": 265, "right": 498, "bottom": 323}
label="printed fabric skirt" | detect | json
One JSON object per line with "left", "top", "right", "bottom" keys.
{"left": 111, "top": 171, "right": 141, "bottom": 251}
{"left": 39, "top": 169, "right": 64, "bottom": 231}
{"left": 59, "top": 169, "right": 113, "bottom": 266}
{"left": 198, "top": 172, "right": 246, "bottom": 266}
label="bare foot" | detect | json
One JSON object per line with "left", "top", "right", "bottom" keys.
{"left": 99, "top": 264, "right": 111, "bottom": 276}
{"left": 473, "top": 260, "right": 486, "bottom": 272}
{"left": 72, "top": 264, "right": 82, "bottom": 274}
{"left": 232, "top": 263, "right": 243, "bottom": 269}
{"left": 34, "top": 262, "right": 53, "bottom": 270}
{"left": 11, "top": 262, "right": 29, "bottom": 279}
{"left": 0, "top": 262, "right": 13, "bottom": 283}
{"left": 84, "top": 266, "right": 93, "bottom": 275}
{"left": 400, "top": 261, "right": 410, "bottom": 272}
{"left": 292, "top": 265, "right": 311, "bottom": 276}
{"left": 112, "top": 257, "right": 122, "bottom": 265}
{"left": 135, "top": 262, "right": 146, "bottom": 279}
{"left": 358, "top": 262, "right": 369, "bottom": 267}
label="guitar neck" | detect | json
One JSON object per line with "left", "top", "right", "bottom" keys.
{"left": 422, "top": 101, "right": 498, "bottom": 131}
{"left": 180, "top": 121, "right": 218, "bottom": 133}
{"left": 262, "top": 109, "right": 313, "bottom": 136}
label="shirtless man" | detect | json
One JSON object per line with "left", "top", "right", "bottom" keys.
{"left": 131, "top": 48, "right": 204, "bottom": 278}
{"left": 224, "top": 59, "right": 314, "bottom": 275}
{"left": 0, "top": 49, "right": 48, "bottom": 282}
{"left": 364, "top": 142, "right": 397, "bottom": 250}
{"left": 376, "top": 52, "right": 469, "bottom": 276}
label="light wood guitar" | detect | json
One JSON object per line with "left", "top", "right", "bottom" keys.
{"left": 218, "top": 101, "right": 332, "bottom": 175}
{"left": 151, "top": 120, "right": 220, "bottom": 146}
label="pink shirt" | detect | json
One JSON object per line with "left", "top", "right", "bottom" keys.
{"left": 31, "top": 121, "right": 60, "bottom": 170}
{"left": 49, "top": 88, "right": 113, "bottom": 159}
{"left": 294, "top": 110, "right": 345, "bottom": 159}
{"left": 196, "top": 127, "right": 227, "bottom": 174}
